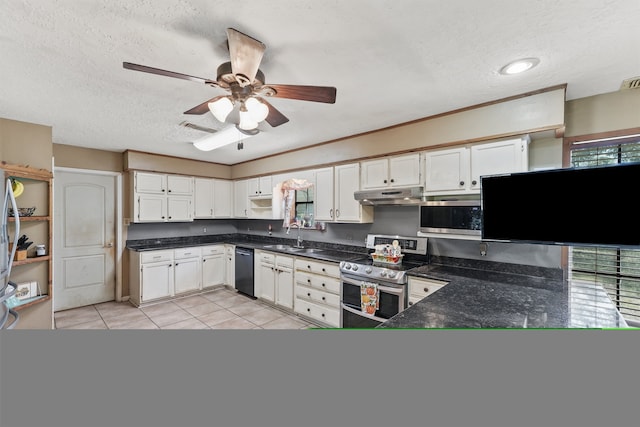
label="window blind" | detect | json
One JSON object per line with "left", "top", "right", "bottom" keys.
{"left": 568, "top": 137, "right": 640, "bottom": 325}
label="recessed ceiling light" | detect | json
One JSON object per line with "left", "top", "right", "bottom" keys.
{"left": 499, "top": 57, "right": 540, "bottom": 75}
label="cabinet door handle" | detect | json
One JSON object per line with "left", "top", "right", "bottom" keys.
{"left": 471, "top": 180, "right": 477, "bottom": 185}
{"left": 409, "top": 301, "right": 413, "bottom": 306}
{"left": 321, "top": 313, "right": 325, "bottom": 317}
{"left": 423, "top": 287, "right": 429, "bottom": 293}
{"left": 383, "top": 179, "right": 387, "bottom": 184}
{"left": 390, "top": 178, "right": 395, "bottom": 183}
{"left": 329, "top": 208, "right": 333, "bottom": 219}
{"left": 322, "top": 296, "right": 326, "bottom": 301}
{"left": 321, "top": 283, "right": 326, "bottom": 287}
{"left": 307, "top": 292, "right": 311, "bottom": 297}
{"left": 335, "top": 209, "right": 340, "bottom": 218}
{"left": 459, "top": 181, "right": 464, "bottom": 186}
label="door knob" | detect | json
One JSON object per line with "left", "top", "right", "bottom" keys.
{"left": 105, "top": 242, "right": 114, "bottom": 248}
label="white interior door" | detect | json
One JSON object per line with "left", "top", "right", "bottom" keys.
{"left": 54, "top": 170, "right": 117, "bottom": 311}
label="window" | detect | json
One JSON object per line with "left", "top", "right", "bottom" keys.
{"left": 568, "top": 135, "right": 640, "bottom": 326}
{"left": 294, "top": 188, "right": 314, "bottom": 228}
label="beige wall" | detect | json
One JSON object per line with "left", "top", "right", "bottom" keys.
{"left": 53, "top": 144, "right": 124, "bottom": 172}
{"left": 231, "top": 86, "right": 566, "bottom": 178}
{"left": 565, "top": 89, "right": 640, "bottom": 137}
{"left": 124, "top": 150, "right": 231, "bottom": 179}
{"left": 0, "top": 117, "right": 53, "bottom": 171}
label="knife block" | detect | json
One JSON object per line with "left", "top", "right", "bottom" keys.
{"left": 8, "top": 243, "right": 27, "bottom": 261}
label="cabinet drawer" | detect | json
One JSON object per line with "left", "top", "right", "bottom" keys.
{"left": 294, "top": 259, "right": 340, "bottom": 278}
{"left": 408, "top": 277, "right": 448, "bottom": 299}
{"left": 140, "top": 250, "right": 173, "bottom": 264}
{"left": 174, "top": 247, "right": 202, "bottom": 260}
{"left": 295, "top": 285, "right": 340, "bottom": 309}
{"left": 295, "top": 272, "right": 340, "bottom": 295}
{"left": 276, "top": 255, "right": 294, "bottom": 269}
{"left": 258, "top": 251, "right": 275, "bottom": 264}
{"left": 201, "top": 245, "right": 225, "bottom": 256}
{"left": 295, "top": 298, "right": 340, "bottom": 327}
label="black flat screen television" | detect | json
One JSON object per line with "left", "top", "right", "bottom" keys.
{"left": 480, "top": 162, "right": 640, "bottom": 248}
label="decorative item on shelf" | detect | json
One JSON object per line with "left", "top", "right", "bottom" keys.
{"left": 11, "top": 234, "right": 33, "bottom": 261}
{"left": 8, "top": 206, "right": 36, "bottom": 217}
{"left": 36, "top": 244, "right": 46, "bottom": 257}
{"left": 10, "top": 178, "right": 24, "bottom": 198}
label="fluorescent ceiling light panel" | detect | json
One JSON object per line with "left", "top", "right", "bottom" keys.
{"left": 192, "top": 126, "right": 253, "bottom": 151}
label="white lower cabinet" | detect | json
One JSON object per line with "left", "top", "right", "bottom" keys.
{"left": 294, "top": 258, "right": 341, "bottom": 327}
{"left": 174, "top": 248, "right": 202, "bottom": 295}
{"left": 201, "top": 245, "right": 225, "bottom": 289}
{"left": 255, "top": 250, "right": 294, "bottom": 310}
{"left": 225, "top": 245, "right": 235, "bottom": 288}
{"left": 129, "top": 249, "right": 175, "bottom": 306}
{"left": 407, "top": 277, "right": 448, "bottom": 307}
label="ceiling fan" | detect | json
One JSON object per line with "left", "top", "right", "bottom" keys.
{"left": 123, "top": 27, "right": 337, "bottom": 131}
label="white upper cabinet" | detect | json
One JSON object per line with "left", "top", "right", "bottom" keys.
{"left": 314, "top": 163, "right": 373, "bottom": 223}
{"left": 360, "top": 153, "right": 421, "bottom": 190}
{"left": 132, "top": 171, "right": 193, "bottom": 222}
{"left": 167, "top": 175, "right": 194, "bottom": 195}
{"left": 423, "top": 147, "right": 471, "bottom": 195}
{"left": 194, "top": 178, "right": 233, "bottom": 219}
{"left": 194, "top": 178, "right": 215, "bottom": 218}
{"left": 314, "top": 167, "right": 334, "bottom": 222}
{"left": 135, "top": 171, "right": 166, "bottom": 194}
{"left": 213, "top": 179, "right": 233, "bottom": 218}
{"left": 423, "top": 136, "right": 529, "bottom": 195}
{"left": 248, "top": 175, "right": 273, "bottom": 198}
{"left": 234, "top": 179, "right": 249, "bottom": 218}
{"left": 469, "top": 137, "right": 529, "bottom": 191}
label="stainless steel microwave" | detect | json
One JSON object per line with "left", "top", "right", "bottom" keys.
{"left": 419, "top": 200, "right": 482, "bottom": 236}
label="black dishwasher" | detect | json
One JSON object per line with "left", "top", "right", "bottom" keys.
{"left": 235, "top": 247, "right": 255, "bottom": 297}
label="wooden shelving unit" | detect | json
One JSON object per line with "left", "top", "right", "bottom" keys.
{"left": 2, "top": 162, "right": 53, "bottom": 312}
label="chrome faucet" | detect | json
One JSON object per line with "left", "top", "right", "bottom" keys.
{"left": 287, "top": 221, "right": 305, "bottom": 248}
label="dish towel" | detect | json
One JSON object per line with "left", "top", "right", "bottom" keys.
{"left": 361, "top": 282, "right": 380, "bottom": 315}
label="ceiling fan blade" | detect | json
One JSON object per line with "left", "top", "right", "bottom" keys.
{"left": 264, "top": 84, "right": 336, "bottom": 104}
{"left": 226, "top": 28, "right": 265, "bottom": 85}
{"left": 184, "top": 95, "right": 226, "bottom": 115}
{"left": 123, "top": 62, "right": 218, "bottom": 86}
{"left": 259, "top": 98, "right": 290, "bottom": 127}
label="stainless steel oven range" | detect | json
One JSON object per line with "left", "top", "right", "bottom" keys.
{"left": 340, "top": 234, "right": 428, "bottom": 328}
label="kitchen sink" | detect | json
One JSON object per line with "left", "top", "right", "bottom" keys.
{"left": 263, "top": 245, "right": 324, "bottom": 254}
{"left": 295, "top": 248, "right": 324, "bottom": 254}
{"left": 263, "top": 244, "right": 292, "bottom": 250}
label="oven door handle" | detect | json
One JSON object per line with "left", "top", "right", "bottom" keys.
{"left": 341, "top": 303, "right": 390, "bottom": 324}
{"left": 341, "top": 275, "right": 405, "bottom": 296}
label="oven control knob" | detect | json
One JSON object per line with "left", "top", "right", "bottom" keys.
{"left": 388, "top": 271, "right": 397, "bottom": 278}
{"left": 352, "top": 265, "right": 359, "bottom": 271}
{"left": 343, "top": 263, "right": 351, "bottom": 270}
{"left": 380, "top": 270, "right": 387, "bottom": 277}
{"left": 365, "top": 267, "right": 372, "bottom": 274}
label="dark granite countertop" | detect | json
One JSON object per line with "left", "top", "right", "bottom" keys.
{"left": 126, "top": 234, "right": 367, "bottom": 263}
{"left": 378, "top": 257, "right": 629, "bottom": 329}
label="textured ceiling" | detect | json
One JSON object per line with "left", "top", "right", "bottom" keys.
{"left": 1, "top": 0, "right": 639, "bottom": 165}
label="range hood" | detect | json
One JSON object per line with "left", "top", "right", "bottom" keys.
{"left": 354, "top": 186, "right": 425, "bottom": 205}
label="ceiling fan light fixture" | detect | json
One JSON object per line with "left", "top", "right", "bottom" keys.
{"left": 238, "top": 108, "right": 259, "bottom": 130}
{"left": 193, "top": 126, "right": 252, "bottom": 151}
{"left": 245, "top": 97, "right": 269, "bottom": 122}
{"left": 208, "top": 96, "right": 234, "bottom": 122}
{"left": 499, "top": 57, "right": 540, "bottom": 75}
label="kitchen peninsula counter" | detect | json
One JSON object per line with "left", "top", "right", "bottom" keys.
{"left": 379, "top": 257, "right": 629, "bottom": 329}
